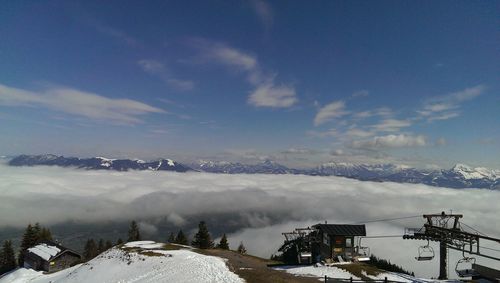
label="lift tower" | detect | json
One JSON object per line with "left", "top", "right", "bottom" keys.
{"left": 404, "top": 212, "right": 463, "bottom": 280}
{"left": 404, "top": 211, "right": 500, "bottom": 280}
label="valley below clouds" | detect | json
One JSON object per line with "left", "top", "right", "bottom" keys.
{"left": 0, "top": 163, "right": 499, "bottom": 278}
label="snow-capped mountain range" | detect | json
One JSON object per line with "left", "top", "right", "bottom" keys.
{"left": 8, "top": 154, "right": 191, "bottom": 172}
{"left": 193, "top": 160, "right": 499, "bottom": 189}
{"left": 6, "top": 154, "right": 499, "bottom": 189}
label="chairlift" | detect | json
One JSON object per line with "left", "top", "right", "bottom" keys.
{"left": 455, "top": 256, "right": 477, "bottom": 277}
{"left": 415, "top": 241, "right": 434, "bottom": 261}
{"left": 355, "top": 238, "right": 371, "bottom": 262}
{"left": 356, "top": 246, "right": 371, "bottom": 262}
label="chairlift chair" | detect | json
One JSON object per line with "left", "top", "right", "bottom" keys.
{"left": 455, "top": 256, "right": 477, "bottom": 277}
{"left": 356, "top": 246, "right": 371, "bottom": 262}
{"left": 355, "top": 238, "right": 371, "bottom": 262}
{"left": 415, "top": 241, "right": 434, "bottom": 261}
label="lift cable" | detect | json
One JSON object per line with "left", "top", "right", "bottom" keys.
{"left": 460, "top": 221, "right": 489, "bottom": 237}
{"left": 350, "top": 215, "right": 422, "bottom": 224}
{"left": 361, "top": 235, "right": 405, "bottom": 238}
{"left": 480, "top": 246, "right": 500, "bottom": 253}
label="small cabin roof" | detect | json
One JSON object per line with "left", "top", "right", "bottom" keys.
{"left": 27, "top": 240, "right": 81, "bottom": 262}
{"left": 27, "top": 243, "right": 60, "bottom": 261}
{"left": 312, "top": 224, "right": 366, "bottom": 236}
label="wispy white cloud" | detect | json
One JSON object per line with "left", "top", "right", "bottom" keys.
{"left": 282, "top": 148, "right": 317, "bottom": 154}
{"left": 435, "top": 137, "right": 447, "bottom": 146}
{"left": 85, "top": 18, "right": 139, "bottom": 47}
{"left": 370, "top": 119, "right": 412, "bottom": 132}
{"left": 247, "top": 83, "right": 297, "bottom": 108}
{"left": 0, "top": 83, "right": 165, "bottom": 125}
{"left": 350, "top": 134, "right": 427, "bottom": 149}
{"left": 353, "top": 107, "right": 393, "bottom": 119}
{"left": 345, "top": 128, "right": 375, "bottom": 138}
{"left": 307, "top": 128, "right": 338, "bottom": 138}
{"left": 418, "top": 85, "right": 485, "bottom": 122}
{"left": 187, "top": 39, "right": 258, "bottom": 76}
{"left": 188, "top": 38, "right": 297, "bottom": 108}
{"left": 250, "top": 0, "right": 273, "bottom": 30}
{"left": 427, "top": 112, "right": 460, "bottom": 121}
{"left": 138, "top": 59, "right": 195, "bottom": 91}
{"left": 353, "top": 111, "right": 372, "bottom": 119}
{"left": 314, "top": 101, "right": 349, "bottom": 126}
{"left": 351, "top": 90, "right": 369, "bottom": 98}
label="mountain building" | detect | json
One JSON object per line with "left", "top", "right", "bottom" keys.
{"left": 23, "top": 241, "right": 81, "bottom": 273}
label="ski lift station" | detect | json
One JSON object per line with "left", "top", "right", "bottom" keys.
{"left": 282, "top": 223, "right": 368, "bottom": 264}
{"left": 282, "top": 212, "right": 500, "bottom": 281}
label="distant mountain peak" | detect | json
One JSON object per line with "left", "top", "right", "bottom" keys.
{"left": 451, "top": 163, "right": 498, "bottom": 180}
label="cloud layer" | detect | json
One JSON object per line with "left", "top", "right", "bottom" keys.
{"left": 1, "top": 163, "right": 499, "bottom": 278}
{"left": 0, "top": 83, "right": 165, "bottom": 124}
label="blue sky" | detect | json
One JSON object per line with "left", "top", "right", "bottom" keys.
{"left": 0, "top": 0, "right": 498, "bottom": 168}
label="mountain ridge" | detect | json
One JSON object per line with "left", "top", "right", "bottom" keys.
{"left": 8, "top": 154, "right": 192, "bottom": 172}
{"left": 6, "top": 154, "right": 499, "bottom": 190}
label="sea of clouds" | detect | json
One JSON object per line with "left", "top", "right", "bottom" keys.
{"left": 0, "top": 163, "right": 499, "bottom": 278}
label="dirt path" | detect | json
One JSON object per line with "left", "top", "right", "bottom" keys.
{"left": 199, "top": 249, "right": 320, "bottom": 283}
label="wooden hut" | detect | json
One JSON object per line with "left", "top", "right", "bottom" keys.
{"left": 311, "top": 224, "right": 366, "bottom": 262}
{"left": 24, "top": 241, "right": 81, "bottom": 273}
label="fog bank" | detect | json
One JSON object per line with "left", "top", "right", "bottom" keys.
{"left": 1, "top": 164, "right": 499, "bottom": 277}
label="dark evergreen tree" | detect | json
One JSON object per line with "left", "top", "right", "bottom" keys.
{"left": 105, "top": 240, "right": 113, "bottom": 250}
{"left": 127, "top": 221, "right": 141, "bottom": 242}
{"left": 237, "top": 241, "right": 247, "bottom": 254}
{"left": 38, "top": 228, "right": 53, "bottom": 241}
{"left": 0, "top": 240, "right": 17, "bottom": 275}
{"left": 116, "top": 238, "right": 124, "bottom": 245}
{"left": 83, "top": 239, "right": 98, "bottom": 260}
{"left": 191, "top": 221, "right": 214, "bottom": 249}
{"left": 97, "top": 239, "right": 105, "bottom": 253}
{"left": 216, "top": 234, "right": 229, "bottom": 250}
{"left": 33, "top": 223, "right": 42, "bottom": 241}
{"left": 175, "top": 230, "right": 189, "bottom": 245}
{"left": 18, "top": 224, "right": 37, "bottom": 266}
{"left": 167, "top": 232, "right": 176, "bottom": 243}
{"left": 369, "top": 255, "right": 414, "bottom": 275}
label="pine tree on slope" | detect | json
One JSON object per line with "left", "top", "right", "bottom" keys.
{"left": 18, "top": 224, "right": 37, "bottom": 266}
{"left": 237, "top": 242, "right": 247, "bottom": 254}
{"left": 83, "top": 239, "right": 98, "bottom": 260}
{"left": 97, "top": 239, "right": 105, "bottom": 253}
{"left": 175, "top": 230, "right": 189, "bottom": 245}
{"left": 191, "top": 221, "right": 214, "bottom": 249}
{"left": 0, "top": 240, "right": 17, "bottom": 275}
{"left": 105, "top": 240, "right": 113, "bottom": 250}
{"left": 167, "top": 232, "right": 176, "bottom": 243}
{"left": 216, "top": 234, "right": 229, "bottom": 250}
{"left": 127, "top": 221, "right": 141, "bottom": 242}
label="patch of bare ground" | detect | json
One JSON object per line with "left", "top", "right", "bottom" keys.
{"left": 198, "top": 249, "right": 320, "bottom": 283}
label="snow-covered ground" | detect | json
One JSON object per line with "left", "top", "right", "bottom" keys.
{"left": 274, "top": 264, "right": 463, "bottom": 283}
{"left": 275, "top": 265, "right": 361, "bottom": 280}
{"left": 0, "top": 241, "right": 244, "bottom": 283}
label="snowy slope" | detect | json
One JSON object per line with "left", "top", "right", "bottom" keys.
{"left": 274, "top": 265, "right": 456, "bottom": 283}
{"left": 0, "top": 241, "right": 244, "bottom": 283}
